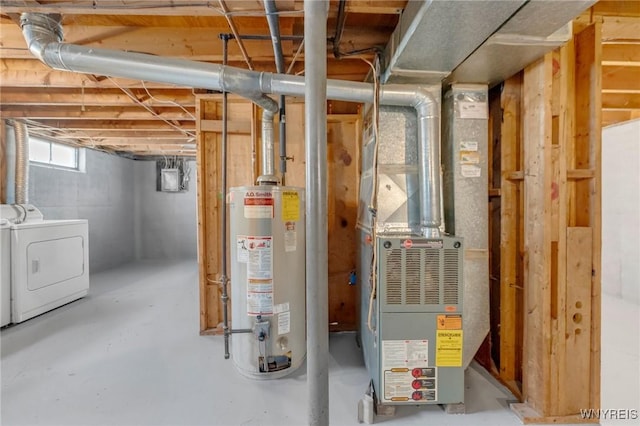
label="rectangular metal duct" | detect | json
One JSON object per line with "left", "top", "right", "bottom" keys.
{"left": 382, "top": 0, "right": 527, "bottom": 84}
{"left": 383, "top": 0, "right": 596, "bottom": 86}
{"left": 447, "top": 0, "right": 598, "bottom": 86}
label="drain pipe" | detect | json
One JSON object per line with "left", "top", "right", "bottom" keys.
{"left": 263, "top": 0, "right": 289, "bottom": 184}
{"left": 305, "top": 1, "right": 329, "bottom": 425}
{"left": 13, "top": 120, "right": 29, "bottom": 205}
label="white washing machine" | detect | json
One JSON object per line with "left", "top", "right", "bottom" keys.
{"left": 1, "top": 219, "right": 10, "bottom": 327}
{"left": 1, "top": 205, "right": 90, "bottom": 325}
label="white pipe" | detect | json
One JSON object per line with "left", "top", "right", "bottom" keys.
{"left": 20, "top": 11, "right": 442, "bottom": 235}
{"left": 13, "top": 120, "right": 29, "bottom": 205}
{"left": 305, "top": 2, "right": 329, "bottom": 425}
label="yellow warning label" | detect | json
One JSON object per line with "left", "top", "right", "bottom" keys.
{"left": 281, "top": 191, "right": 299, "bottom": 222}
{"left": 437, "top": 314, "right": 462, "bottom": 330}
{"left": 436, "top": 330, "right": 463, "bottom": 367}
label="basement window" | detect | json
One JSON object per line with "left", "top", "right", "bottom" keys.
{"left": 29, "top": 137, "right": 85, "bottom": 172}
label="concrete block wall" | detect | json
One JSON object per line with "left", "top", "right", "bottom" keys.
{"left": 29, "top": 149, "right": 136, "bottom": 273}
{"left": 602, "top": 119, "right": 640, "bottom": 304}
{"left": 133, "top": 160, "right": 197, "bottom": 260}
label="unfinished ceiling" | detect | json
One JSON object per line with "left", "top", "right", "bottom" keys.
{"left": 0, "top": 0, "right": 638, "bottom": 157}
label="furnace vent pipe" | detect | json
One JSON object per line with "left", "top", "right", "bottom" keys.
{"left": 20, "top": 12, "right": 441, "bottom": 235}
{"left": 13, "top": 120, "right": 29, "bottom": 205}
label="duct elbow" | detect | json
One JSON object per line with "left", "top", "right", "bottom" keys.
{"left": 413, "top": 88, "right": 439, "bottom": 116}
{"left": 20, "top": 13, "right": 64, "bottom": 64}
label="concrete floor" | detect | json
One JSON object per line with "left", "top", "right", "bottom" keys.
{"left": 1, "top": 260, "right": 638, "bottom": 425}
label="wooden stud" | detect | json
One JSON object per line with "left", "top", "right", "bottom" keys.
{"left": 521, "top": 53, "right": 553, "bottom": 416}
{"left": 500, "top": 73, "right": 522, "bottom": 385}
{"left": 574, "top": 21, "right": 603, "bottom": 413}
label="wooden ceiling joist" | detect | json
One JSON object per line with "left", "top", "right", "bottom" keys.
{"left": 0, "top": 87, "right": 197, "bottom": 107}
{"left": 0, "top": 106, "right": 196, "bottom": 120}
{"left": 1, "top": 0, "right": 637, "bottom": 154}
{"left": 32, "top": 119, "right": 195, "bottom": 131}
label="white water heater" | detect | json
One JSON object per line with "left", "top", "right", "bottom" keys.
{"left": 229, "top": 186, "right": 305, "bottom": 379}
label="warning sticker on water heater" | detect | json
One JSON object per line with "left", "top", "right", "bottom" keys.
{"left": 278, "top": 311, "right": 291, "bottom": 335}
{"left": 244, "top": 191, "right": 274, "bottom": 218}
{"left": 284, "top": 221, "right": 297, "bottom": 252}
{"left": 236, "top": 236, "right": 249, "bottom": 263}
{"left": 247, "top": 290, "right": 273, "bottom": 316}
{"left": 281, "top": 191, "right": 300, "bottom": 222}
{"left": 246, "top": 236, "right": 272, "bottom": 280}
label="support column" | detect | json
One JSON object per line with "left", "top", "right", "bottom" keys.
{"left": 304, "top": 1, "right": 329, "bottom": 425}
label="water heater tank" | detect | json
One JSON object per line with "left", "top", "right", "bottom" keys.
{"left": 229, "top": 186, "right": 306, "bottom": 379}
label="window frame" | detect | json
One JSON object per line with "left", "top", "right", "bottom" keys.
{"left": 28, "top": 136, "right": 85, "bottom": 172}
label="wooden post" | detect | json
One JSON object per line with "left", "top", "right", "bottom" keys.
{"left": 573, "top": 21, "right": 602, "bottom": 414}
{"left": 500, "top": 73, "right": 523, "bottom": 392}
{"left": 521, "top": 54, "right": 554, "bottom": 417}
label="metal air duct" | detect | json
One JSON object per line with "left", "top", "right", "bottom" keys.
{"left": 13, "top": 120, "right": 29, "bottom": 205}
{"left": 20, "top": 12, "right": 443, "bottom": 237}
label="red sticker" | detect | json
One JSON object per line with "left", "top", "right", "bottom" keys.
{"left": 403, "top": 239, "right": 413, "bottom": 249}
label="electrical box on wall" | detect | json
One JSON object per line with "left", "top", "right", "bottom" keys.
{"left": 160, "top": 168, "right": 181, "bottom": 192}
{"left": 156, "top": 159, "right": 191, "bottom": 192}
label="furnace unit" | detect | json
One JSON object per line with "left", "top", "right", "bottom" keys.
{"left": 357, "top": 97, "right": 465, "bottom": 418}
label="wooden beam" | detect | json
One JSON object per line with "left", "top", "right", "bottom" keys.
{"left": 602, "top": 44, "right": 640, "bottom": 63}
{"left": 574, "top": 21, "right": 602, "bottom": 413}
{"left": 32, "top": 119, "right": 195, "bottom": 131}
{"left": 601, "top": 66, "right": 640, "bottom": 93}
{"left": 592, "top": 0, "right": 640, "bottom": 17}
{"left": 521, "top": 53, "right": 554, "bottom": 417}
{"left": 0, "top": 59, "right": 193, "bottom": 88}
{"left": 0, "top": 87, "right": 197, "bottom": 107}
{"left": 602, "top": 92, "right": 640, "bottom": 109}
{"left": 506, "top": 171, "right": 524, "bottom": 181}
{"left": 499, "top": 73, "right": 522, "bottom": 384}
{"left": 567, "top": 169, "right": 595, "bottom": 180}
{"left": 602, "top": 110, "right": 640, "bottom": 126}
{"left": 601, "top": 16, "right": 640, "bottom": 42}
{"left": 0, "top": 106, "right": 195, "bottom": 120}
{"left": 90, "top": 138, "right": 192, "bottom": 146}
{"left": 345, "top": 0, "right": 405, "bottom": 14}
{"left": 200, "top": 119, "right": 252, "bottom": 134}
{"left": 0, "top": 1, "right": 286, "bottom": 16}
{"left": 115, "top": 150, "right": 196, "bottom": 156}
